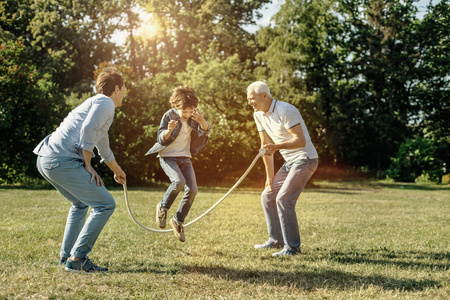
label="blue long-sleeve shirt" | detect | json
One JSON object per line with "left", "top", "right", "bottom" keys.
{"left": 33, "top": 94, "right": 115, "bottom": 163}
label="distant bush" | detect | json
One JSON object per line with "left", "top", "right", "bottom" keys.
{"left": 442, "top": 174, "right": 450, "bottom": 184}
{"left": 387, "top": 137, "right": 444, "bottom": 183}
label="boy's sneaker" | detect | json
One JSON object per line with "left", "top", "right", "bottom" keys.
{"left": 169, "top": 217, "right": 185, "bottom": 242}
{"left": 59, "top": 257, "right": 68, "bottom": 265}
{"left": 65, "top": 257, "right": 108, "bottom": 273}
{"left": 156, "top": 203, "right": 167, "bottom": 228}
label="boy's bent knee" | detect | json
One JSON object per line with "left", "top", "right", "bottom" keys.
{"left": 172, "top": 180, "right": 186, "bottom": 191}
{"left": 187, "top": 186, "right": 198, "bottom": 196}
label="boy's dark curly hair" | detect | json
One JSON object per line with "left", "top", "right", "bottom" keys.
{"left": 170, "top": 86, "right": 199, "bottom": 109}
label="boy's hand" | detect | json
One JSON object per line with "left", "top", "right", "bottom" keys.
{"left": 192, "top": 108, "right": 208, "bottom": 130}
{"left": 167, "top": 120, "right": 178, "bottom": 132}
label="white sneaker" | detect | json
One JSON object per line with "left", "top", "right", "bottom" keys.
{"left": 272, "top": 248, "right": 300, "bottom": 257}
{"left": 254, "top": 241, "right": 283, "bottom": 249}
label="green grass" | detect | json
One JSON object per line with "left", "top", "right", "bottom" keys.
{"left": 1, "top": 181, "right": 449, "bottom": 299}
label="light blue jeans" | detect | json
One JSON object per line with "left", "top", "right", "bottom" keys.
{"left": 261, "top": 157, "right": 318, "bottom": 251}
{"left": 159, "top": 157, "right": 198, "bottom": 223}
{"left": 36, "top": 156, "right": 115, "bottom": 259}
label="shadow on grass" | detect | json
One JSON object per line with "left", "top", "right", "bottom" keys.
{"left": 376, "top": 183, "right": 450, "bottom": 191}
{"left": 111, "top": 261, "right": 181, "bottom": 275}
{"left": 176, "top": 248, "right": 447, "bottom": 291}
{"left": 323, "top": 248, "right": 450, "bottom": 271}
{"left": 0, "top": 184, "right": 127, "bottom": 191}
{"left": 181, "top": 264, "right": 439, "bottom": 291}
{"left": 0, "top": 184, "right": 54, "bottom": 190}
{"left": 110, "top": 248, "right": 445, "bottom": 291}
{"left": 308, "top": 189, "right": 360, "bottom": 195}
{"left": 111, "top": 259, "right": 439, "bottom": 291}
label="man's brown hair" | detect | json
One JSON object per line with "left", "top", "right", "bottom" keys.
{"left": 95, "top": 67, "right": 123, "bottom": 96}
{"left": 169, "top": 86, "right": 199, "bottom": 109}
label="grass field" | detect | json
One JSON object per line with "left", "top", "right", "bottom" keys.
{"left": 1, "top": 180, "right": 449, "bottom": 299}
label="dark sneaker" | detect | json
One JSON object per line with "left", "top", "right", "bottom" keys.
{"left": 272, "top": 248, "right": 300, "bottom": 257}
{"left": 169, "top": 217, "right": 185, "bottom": 242}
{"left": 156, "top": 203, "right": 167, "bottom": 228}
{"left": 59, "top": 257, "right": 68, "bottom": 266}
{"left": 65, "top": 257, "right": 108, "bottom": 273}
{"left": 254, "top": 241, "right": 283, "bottom": 249}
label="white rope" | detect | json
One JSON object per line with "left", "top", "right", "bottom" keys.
{"left": 123, "top": 148, "right": 267, "bottom": 233}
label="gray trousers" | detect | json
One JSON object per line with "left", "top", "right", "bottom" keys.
{"left": 261, "top": 157, "right": 318, "bottom": 250}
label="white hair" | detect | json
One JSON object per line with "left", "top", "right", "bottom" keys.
{"left": 247, "top": 81, "right": 272, "bottom": 98}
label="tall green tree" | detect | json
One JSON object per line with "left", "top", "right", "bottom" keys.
{"left": 412, "top": 0, "right": 450, "bottom": 171}
{"left": 0, "top": 0, "right": 125, "bottom": 184}
{"left": 256, "top": 0, "right": 438, "bottom": 176}
{"left": 123, "top": 0, "right": 270, "bottom": 78}
{"left": 0, "top": 41, "right": 64, "bottom": 183}
{"left": 177, "top": 50, "right": 262, "bottom": 185}
{"left": 107, "top": 0, "right": 270, "bottom": 185}
{"left": 255, "top": 0, "right": 338, "bottom": 165}
{"left": 1, "top": 0, "right": 120, "bottom": 95}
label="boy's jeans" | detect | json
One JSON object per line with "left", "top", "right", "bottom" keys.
{"left": 261, "top": 157, "right": 318, "bottom": 250}
{"left": 36, "top": 156, "right": 115, "bottom": 259}
{"left": 159, "top": 157, "right": 198, "bottom": 223}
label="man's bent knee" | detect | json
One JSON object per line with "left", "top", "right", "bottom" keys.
{"left": 276, "top": 196, "right": 296, "bottom": 211}
{"left": 261, "top": 190, "right": 276, "bottom": 206}
{"left": 91, "top": 194, "right": 116, "bottom": 214}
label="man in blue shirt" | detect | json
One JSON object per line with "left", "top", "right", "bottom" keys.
{"left": 34, "top": 67, "right": 127, "bottom": 272}
{"left": 247, "top": 81, "right": 318, "bottom": 257}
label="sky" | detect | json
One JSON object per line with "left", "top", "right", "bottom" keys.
{"left": 242, "top": 0, "right": 282, "bottom": 33}
{"left": 243, "top": 0, "right": 441, "bottom": 33}
{"left": 112, "top": 0, "right": 442, "bottom": 44}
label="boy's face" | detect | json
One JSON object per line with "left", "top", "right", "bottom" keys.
{"left": 176, "top": 106, "right": 196, "bottom": 121}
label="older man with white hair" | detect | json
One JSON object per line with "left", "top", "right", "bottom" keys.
{"left": 247, "top": 81, "right": 318, "bottom": 257}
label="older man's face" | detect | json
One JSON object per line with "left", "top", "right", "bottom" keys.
{"left": 247, "top": 90, "right": 268, "bottom": 112}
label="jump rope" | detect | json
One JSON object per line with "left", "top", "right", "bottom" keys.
{"left": 122, "top": 148, "right": 267, "bottom": 232}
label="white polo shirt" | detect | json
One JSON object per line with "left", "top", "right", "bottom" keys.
{"left": 254, "top": 99, "right": 318, "bottom": 162}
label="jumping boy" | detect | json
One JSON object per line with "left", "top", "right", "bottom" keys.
{"left": 145, "top": 86, "right": 210, "bottom": 242}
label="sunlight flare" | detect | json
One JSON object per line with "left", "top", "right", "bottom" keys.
{"left": 135, "top": 18, "right": 161, "bottom": 40}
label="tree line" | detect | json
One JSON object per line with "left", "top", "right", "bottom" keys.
{"left": 1, "top": 0, "right": 448, "bottom": 185}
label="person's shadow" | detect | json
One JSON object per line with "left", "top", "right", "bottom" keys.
{"left": 181, "top": 265, "right": 437, "bottom": 291}
{"left": 182, "top": 248, "right": 446, "bottom": 291}
{"left": 324, "top": 248, "right": 449, "bottom": 271}
{"left": 114, "top": 248, "right": 446, "bottom": 291}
